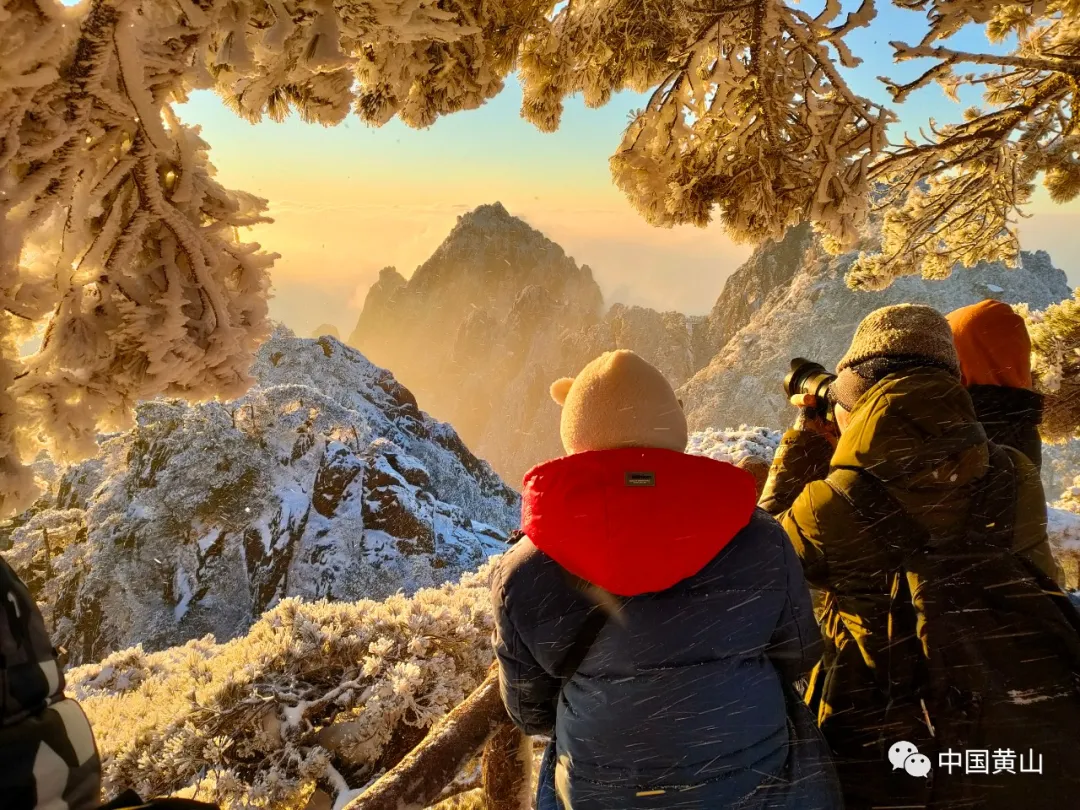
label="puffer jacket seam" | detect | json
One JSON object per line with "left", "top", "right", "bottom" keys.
{"left": 577, "top": 656, "right": 777, "bottom": 680}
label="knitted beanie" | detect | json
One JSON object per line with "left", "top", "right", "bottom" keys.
{"left": 947, "top": 300, "right": 1033, "bottom": 389}
{"left": 550, "top": 350, "right": 688, "bottom": 455}
{"left": 836, "top": 304, "right": 961, "bottom": 375}
{"left": 830, "top": 304, "right": 961, "bottom": 411}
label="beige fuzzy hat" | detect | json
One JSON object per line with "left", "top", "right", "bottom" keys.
{"left": 550, "top": 350, "right": 688, "bottom": 455}
{"left": 836, "top": 304, "right": 961, "bottom": 376}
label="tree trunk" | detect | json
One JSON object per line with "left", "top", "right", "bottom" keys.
{"left": 341, "top": 668, "right": 508, "bottom": 810}
{"left": 482, "top": 720, "right": 533, "bottom": 810}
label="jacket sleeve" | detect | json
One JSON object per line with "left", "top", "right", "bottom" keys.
{"left": 491, "top": 565, "right": 561, "bottom": 736}
{"left": 1008, "top": 448, "right": 1066, "bottom": 587}
{"left": 765, "top": 476, "right": 846, "bottom": 588}
{"left": 760, "top": 428, "right": 835, "bottom": 516}
{"left": 766, "top": 524, "right": 823, "bottom": 684}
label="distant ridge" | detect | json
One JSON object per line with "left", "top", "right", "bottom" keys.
{"left": 349, "top": 203, "right": 1072, "bottom": 484}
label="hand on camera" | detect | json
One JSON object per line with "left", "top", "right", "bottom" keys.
{"left": 790, "top": 394, "right": 839, "bottom": 444}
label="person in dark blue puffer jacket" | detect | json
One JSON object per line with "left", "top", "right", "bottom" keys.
{"left": 492, "top": 350, "right": 842, "bottom": 810}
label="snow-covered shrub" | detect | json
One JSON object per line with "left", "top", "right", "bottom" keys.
{"left": 686, "top": 427, "right": 781, "bottom": 466}
{"left": 70, "top": 563, "right": 498, "bottom": 809}
{"left": 1041, "top": 438, "right": 1080, "bottom": 499}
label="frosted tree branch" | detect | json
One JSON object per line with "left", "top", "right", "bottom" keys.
{"left": 0, "top": 0, "right": 519, "bottom": 516}
{"left": 4, "top": 0, "right": 1080, "bottom": 507}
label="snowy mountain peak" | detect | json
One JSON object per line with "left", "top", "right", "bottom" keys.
{"left": 462, "top": 200, "right": 510, "bottom": 220}
{"left": 346, "top": 207, "right": 1072, "bottom": 487}
{"left": 410, "top": 202, "right": 597, "bottom": 301}
{"left": 347, "top": 205, "right": 727, "bottom": 482}
{"left": 5, "top": 330, "right": 518, "bottom": 665}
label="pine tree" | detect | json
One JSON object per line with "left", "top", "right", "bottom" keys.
{"left": 848, "top": 1, "right": 1080, "bottom": 290}
{"left": 0, "top": 0, "right": 518, "bottom": 516}
{"left": 1023, "top": 298, "right": 1080, "bottom": 442}
{"left": 3, "top": 0, "right": 1080, "bottom": 515}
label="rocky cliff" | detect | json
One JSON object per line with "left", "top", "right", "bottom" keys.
{"left": 679, "top": 229, "right": 1072, "bottom": 432}
{"left": 348, "top": 203, "right": 726, "bottom": 483}
{"left": 4, "top": 330, "right": 518, "bottom": 665}
{"left": 349, "top": 203, "right": 1072, "bottom": 485}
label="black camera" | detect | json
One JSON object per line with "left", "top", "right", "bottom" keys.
{"left": 783, "top": 358, "right": 837, "bottom": 422}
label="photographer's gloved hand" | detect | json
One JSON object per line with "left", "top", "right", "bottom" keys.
{"left": 759, "top": 394, "right": 838, "bottom": 514}
{"left": 789, "top": 394, "right": 839, "bottom": 446}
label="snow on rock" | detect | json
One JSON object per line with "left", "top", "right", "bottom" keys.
{"left": 1047, "top": 505, "right": 1080, "bottom": 553}
{"left": 6, "top": 330, "right": 518, "bottom": 665}
{"left": 686, "top": 427, "right": 781, "bottom": 465}
{"left": 347, "top": 205, "right": 1072, "bottom": 489}
{"left": 679, "top": 227, "right": 1071, "bottom": 433}
{"left": 68, "top": 563, "right": 498, "bottom": 809}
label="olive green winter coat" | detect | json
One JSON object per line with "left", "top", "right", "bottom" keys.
{"left": 761, "top": 368, "right": 1080, "bottom": 810}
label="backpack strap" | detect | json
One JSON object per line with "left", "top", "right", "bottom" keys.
{"left": 963, "top": 444, "right": 1017, "bottom": 553}
{"left": 824, "top": 468, "right": 928, "bottom": 706}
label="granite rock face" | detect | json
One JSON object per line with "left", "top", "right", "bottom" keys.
{"left": 679, "top": 229, "right": 1071, "bottom": 432}
{"left": 348, "top": 203, "right": 1071, "bottom": 484}
{"left": 348, "top": 204, "right": 728, "bottom": 482}
{"left": 4, "top": 331, "right": 518, "bottom": 665}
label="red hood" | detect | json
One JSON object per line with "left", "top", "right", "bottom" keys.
{"left": 521, "top": 448, "right": 757, "bottom": 596}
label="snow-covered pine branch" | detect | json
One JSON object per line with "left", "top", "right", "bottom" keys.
{"left": 520, "top": 0, "right": 891, "bottom": 249}
{"left": 0, "top": 0, "right": 521, "bottom": 518}
{"left": 68, "top": 562, "right": 498, "bottom": 808}
{"left": 850, "top": 0, "right": 1080, "bottom": 288}
{"left": 1023, "top": 297, "right": 1080, "bottom": 443}
{"left": 5, "top": 0, "right": 1080, "bottom": 510}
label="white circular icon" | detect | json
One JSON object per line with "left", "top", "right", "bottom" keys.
{"left": 888, "top": 741, "right": 919, "bottom": 771}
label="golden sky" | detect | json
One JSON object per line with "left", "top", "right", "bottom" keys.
{"left": 180, "top": 85, "right": 759, "bottom": 338}
{"left": 177, "top": 7, "right": 1080, "bottom": 339}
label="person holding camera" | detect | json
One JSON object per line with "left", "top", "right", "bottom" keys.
{"left": 760, "top": 303, "right": 1080, "bottom": 810}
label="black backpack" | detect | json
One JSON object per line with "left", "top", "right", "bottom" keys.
{"left": 828, "top": 446, "right": 1080, "bottom": 804}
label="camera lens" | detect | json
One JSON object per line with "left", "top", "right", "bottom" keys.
{"left": 784, "top": 358, "right": 837, "bottom": 420}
